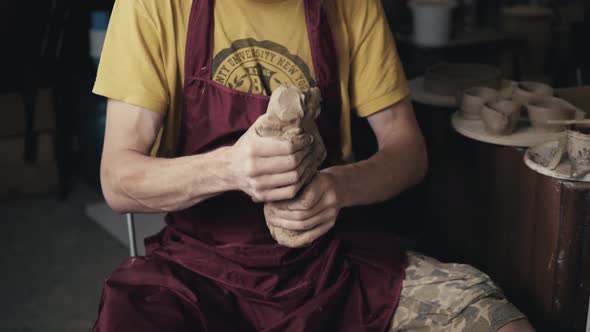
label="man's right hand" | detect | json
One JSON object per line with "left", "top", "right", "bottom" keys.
{"left": 228, "top": 117, "right": 315, "bottom": 203}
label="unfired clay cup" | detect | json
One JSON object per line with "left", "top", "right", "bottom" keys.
{"left": 498, "top": 79, "right": 518, "bottom": 100}
{"left": 481, "top": 100, "right": 522, "bottom": 135}
{"left": 526, "top": 97, "right": 578, "bottom": 132}
{"left": 460, "top": 87, "right": 499, "bottom": 120}
{"left": 567, "top": 124, "right": 590, "bottom": 178}
{"left": 512, "top": 81, "right": 554, "bottom": 105}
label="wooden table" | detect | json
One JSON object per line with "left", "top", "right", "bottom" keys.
{"left": 411, "top": 97, "right": 590, "bottom": 331}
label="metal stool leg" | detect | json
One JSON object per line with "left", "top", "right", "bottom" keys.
{"left": 126, "top": 213, "right": 137, "bottom": 257}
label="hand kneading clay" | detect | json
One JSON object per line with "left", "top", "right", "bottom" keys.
{"left": 256, "top": 85, "right": 326, "bottom": 241}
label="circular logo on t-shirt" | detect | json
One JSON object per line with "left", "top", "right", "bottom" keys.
{"left": 212, "top": 38, "right": 314, "bottom": 96}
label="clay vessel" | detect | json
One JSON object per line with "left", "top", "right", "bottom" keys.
{"left": 512, "top": 81, "right": 553, "bottom": 105}
{"left": 424, "top": 63, "right": 503, "bottom": 97}
{"left": 481, "top": 100, "right": 522, "bottom": 135}
{"left": 460, "top": 87, "right": 498, "bottom": 120}
{"left": 567, "top": 124, "right": 590, "bottom": 178}
{"left": 498, "top": 79, "right": 517, "bottom": 100}
{"left": 526, "top": 97, "right": 578, "bottom": 132}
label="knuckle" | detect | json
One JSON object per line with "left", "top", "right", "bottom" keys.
{"left": 251, "top": 179, "right": 264, "bottom": 191}
{"left": 268, "top": 220, "right": 279, "bottom": 229}
{"left": 267, "top": 203, "right": 279, "bottom": 213}
{"left": 252, "top": 190, "right": 265, "bottom": 202}
{"left": 248, "top": 179, "right": 260, "bottom": 191}
{"left": 297, "top": 149, "right": 308, "bottom": 161}
{"left": 293, "top": 211, "right": 306, "bottom": 221}
{"left": 287, "top": 186, "right": 299, "bottom": 199}
{"left": 243, "top": 145, "right": 256, "bottom": 157}
{"left": 299, "top": 221, "right": 313, "bottom": 231}
{"left": 288, "top": 155, "right": 299, "bottom": 168}
{"left": 288, "top": 170, "right": 300, "bottom": 183}
{"left": 286, "top": 142, "right": 297, "bottom": 154}
{"left": 291, "top": 221, "right": 305, "bottom": 231}
{"left": 327, "top": 208, "right": 338, "bottom": 219}
{"left": 244, "top": 159, "right": 257, "bottom": 176}
{"left": 272, "top": 218, "right": 285, "bottom": 228}
{"left": 296, "top": 167, "right": 306, "bottom": 179}
{"left": 301, "top": 199, "right": 314, "bottom": 210}
{"left": 326, "top": 191, "right": 338, "bottom": 205}
{"left": 257, "top": 192, "right": 268, "bottom": 202}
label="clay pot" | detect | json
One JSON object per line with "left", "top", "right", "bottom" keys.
{"left": 498, "top": 79, "right": 517, "bottom": 100}
{"left": 526, "top": 97, "right": 579, "bottom": 132}
{"left": 481, "top": 100, "right": 522, "bottom": 135}
{"left": 512, "top": 81, "right": 553, "bottom": 105}
{"left": 567, "top": 124, "right": 590, "bottom": 178}
{"left": 460, "top": 87, "right": 498, "bottom": 120}
{"left": 424, "top": 63, "right": 503, "bottom": 97}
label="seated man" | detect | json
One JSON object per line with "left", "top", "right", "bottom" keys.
{"left": 92, "top": 0, "right": 534, "bottom": 331}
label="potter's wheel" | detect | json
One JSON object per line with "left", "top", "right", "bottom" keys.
{"left": 409, "top": 77, "right": 457, "bottom": 108}
{"left": 524, "top": 140, "right": 590, "bottom": 182}
{"left": 451, "top": 112, "right": 565, "bottom": 147}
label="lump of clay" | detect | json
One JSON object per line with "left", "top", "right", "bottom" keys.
{"left": 256, "top": 84, "right": 326, "bottom": 240}
{"left": 256, "top": 84, "right": 326, "bottom": 187}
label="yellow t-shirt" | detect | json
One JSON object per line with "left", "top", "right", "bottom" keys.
{"left": 93, "top": 0, "right": 409, "bottom": 160}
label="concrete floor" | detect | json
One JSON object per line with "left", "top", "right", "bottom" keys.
{"left": 0, "top": 184, "right": 126, "bottom": 332}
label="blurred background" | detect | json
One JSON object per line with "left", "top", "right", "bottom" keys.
{"left": 0, "top": 0, "right": 588, "bottom": 331}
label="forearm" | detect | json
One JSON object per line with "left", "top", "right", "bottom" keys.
{"left": 101, "top": 146, "right": 235, "bottom": 213}
{"left": 327, "top": 137, "right": 426, "bottom": 208}
{"left": 326, "top": 109, "right": 427, "bottom": 208}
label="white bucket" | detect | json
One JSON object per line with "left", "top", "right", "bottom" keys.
{"left": 409, "top": 0, "right": 457, "bottom": 47}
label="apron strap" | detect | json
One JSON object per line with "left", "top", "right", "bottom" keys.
{"left": 185, "top": 0, "right": 215, "bottom": 79}
{"left": 304, "top": 0, "right": 340, "bottom": 85}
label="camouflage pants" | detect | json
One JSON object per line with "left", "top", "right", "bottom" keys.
{"left": 390, "top": 253, "right": 526, "bottom": 331}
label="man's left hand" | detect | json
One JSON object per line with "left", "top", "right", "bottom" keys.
{"left": 264, "top": 171, "right": 341, "bottom": 248}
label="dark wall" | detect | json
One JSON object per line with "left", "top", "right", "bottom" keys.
{"left": 0, "top": 0, "right": 115, "bottom": 92}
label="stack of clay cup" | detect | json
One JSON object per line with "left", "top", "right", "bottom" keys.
{"left": 567, "top": 124, "right": 590, "bottom": 178}
{"left": 459, "top": 80, "right": 586, "bottom": 135}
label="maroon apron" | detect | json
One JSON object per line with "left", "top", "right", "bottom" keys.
{"left": 93, "top": 0, "right": 406, "bottom": 331}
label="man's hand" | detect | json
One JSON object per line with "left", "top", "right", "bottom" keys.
{"left": 264, "top": 171, "right": 340, "bottom": 248}
{"left": 229, "top": 117, "right": 316, "bottom": 203}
